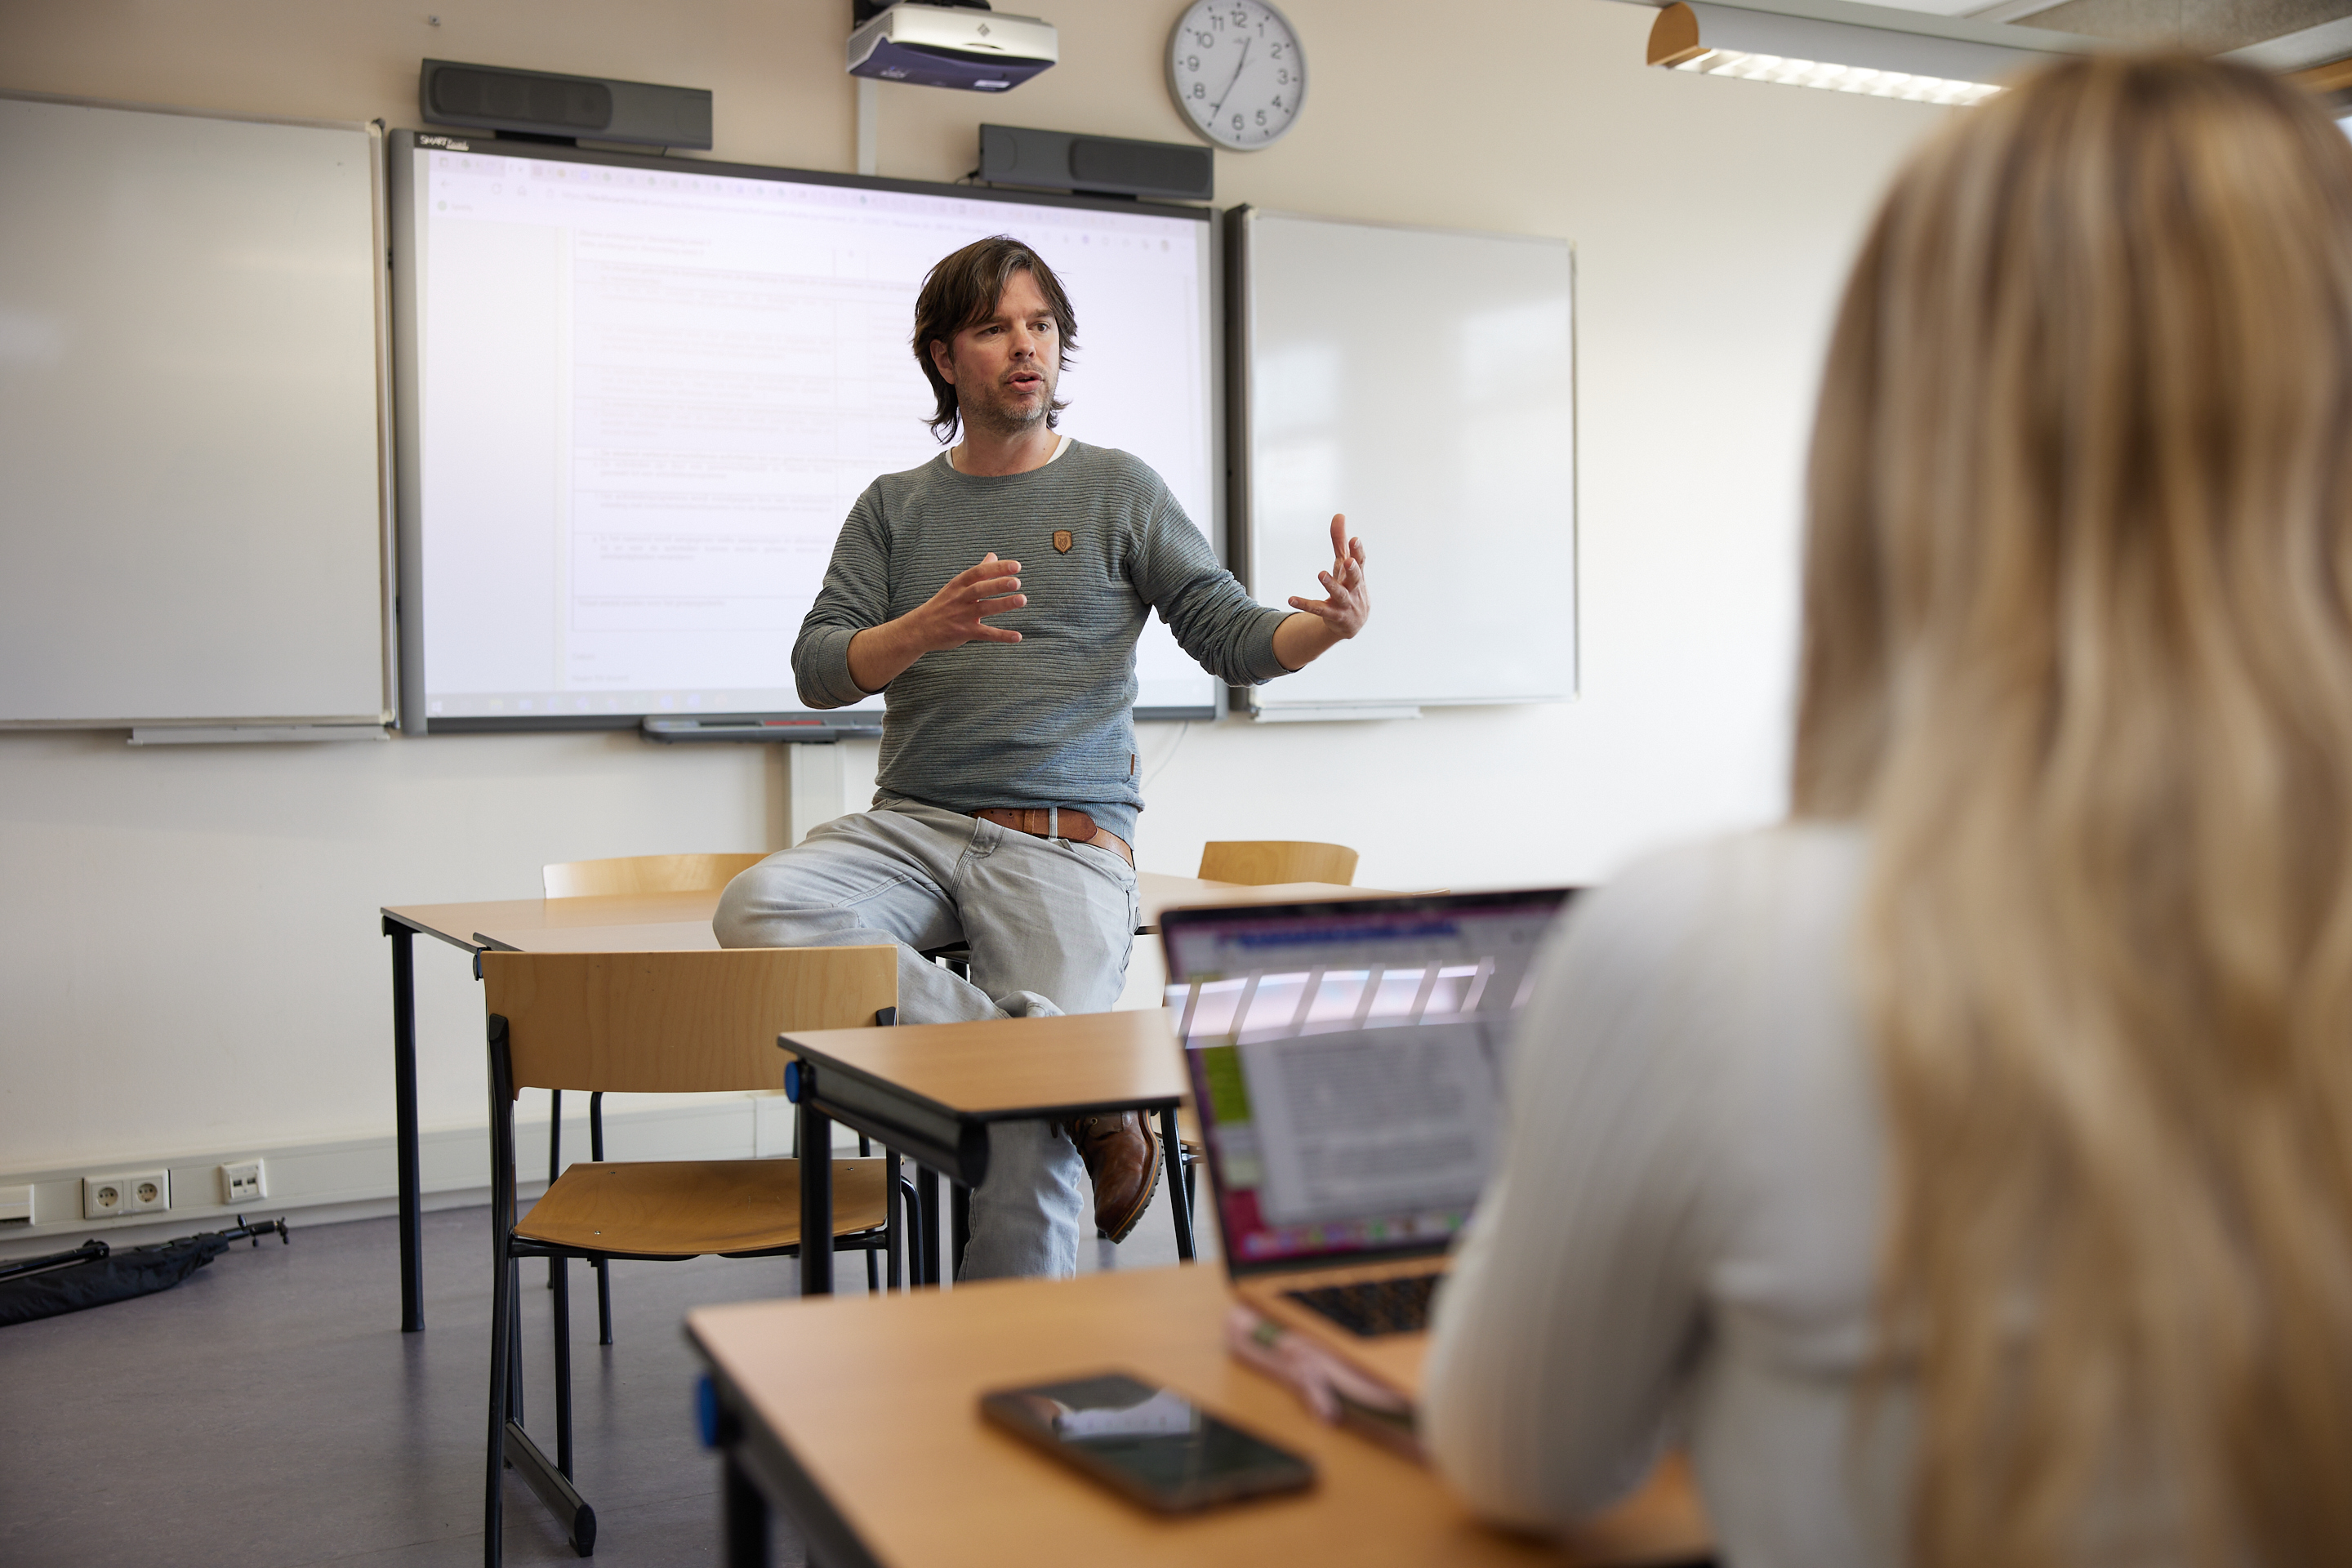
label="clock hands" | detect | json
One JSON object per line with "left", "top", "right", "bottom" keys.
{"left": 1209, "top": 36, "right": 1254, "bottom": 118}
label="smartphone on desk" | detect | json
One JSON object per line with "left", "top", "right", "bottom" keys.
{"left": 979, "top": 1370, "right": 1316, "bottom": 1513}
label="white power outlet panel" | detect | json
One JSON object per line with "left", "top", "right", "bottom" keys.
{"left": 219, "top": 1160, "right": 266, "bottom": 1204}
{"left": 84, "top": 1169, "right": 169, "bottom": 1219}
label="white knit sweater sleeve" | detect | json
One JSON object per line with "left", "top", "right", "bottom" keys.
{"left": 1420, "top": 844, "right": 1730, "bottom": 1528}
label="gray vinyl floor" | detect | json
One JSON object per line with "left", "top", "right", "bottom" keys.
{"left": 0, "top": 1169, "right": 1202, "bottom": 1568}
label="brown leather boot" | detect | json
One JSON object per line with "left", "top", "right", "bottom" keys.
{"left": 1064, "top": 1111, "right": 1162, "bottom": 1243}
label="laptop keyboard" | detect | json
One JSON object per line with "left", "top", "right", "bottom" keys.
{"left": 1283, "top": 1272, "right": 1443, "bottom": 1338}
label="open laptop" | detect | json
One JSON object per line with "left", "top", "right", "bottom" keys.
{"left": 1159, "top": 887, "right": 1576, "bottom": 1395}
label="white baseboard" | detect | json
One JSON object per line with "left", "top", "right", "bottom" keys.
{"left": 0, "top": 1091, "right": 862, "bottom": 1261}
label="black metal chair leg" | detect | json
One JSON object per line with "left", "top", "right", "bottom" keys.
{"left": 508, "top": 1258, "right": 525, "bottom": 1427}
{"left": 951, "top": 1181, "right": 972, "bottom": 1281}
{"left": 590, "top": 1093, "right": 612, "bottom": 1344}
{"left": 855, "top": 1133, "right": 879, "bottom": 1292}
{"left": 553, "top": 1256, "right": 574, "bottom": 1479}
{"left": 546, "top": 1089, "right": 563, "bottom": 1290}
{"left": 893, "top": 1172, "right": 924, "bottom": 1288}
{"left": 884, "top": 1150, "right": 903, "bottom": 1291}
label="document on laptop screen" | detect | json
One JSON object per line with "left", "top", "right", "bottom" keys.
{"left": 1238, "top": 1019, "right": 1499, "bottom": 1226}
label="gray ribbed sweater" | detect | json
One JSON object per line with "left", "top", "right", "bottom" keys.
{"left": 795, "top": 442, "right": 1292, "bottom": 844}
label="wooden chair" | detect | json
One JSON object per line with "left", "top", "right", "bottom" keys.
{"left": 480, "top": 945, "right": 900, "bottom": 1563}
{"left": 537, "top": 850, "right": 773, "bottom": 1340}
{"left": 1176, "top": 842, "right": 1362, "bottom": 1212}
{"left": 1196, "top": 840, "right": 1360, "bottom": 888}
{"left": 541, "top": 850, "right": 769, "bottom": 899}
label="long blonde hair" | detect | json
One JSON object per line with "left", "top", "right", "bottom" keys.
{"left": 1794, "top": 55, "right": 2352, "bottom": 1567}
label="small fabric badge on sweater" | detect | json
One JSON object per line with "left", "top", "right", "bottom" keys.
{"left": 1053, "top": 529, "right": 1074, "bottom": 553}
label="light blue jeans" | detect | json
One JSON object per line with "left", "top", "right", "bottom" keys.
{"left": 712, "top": 796, "right": 1140, "bottom": 1279}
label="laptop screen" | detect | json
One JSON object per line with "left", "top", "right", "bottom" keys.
{"left": 1159, "top": 889, "right": 1575, "bottom": 1276}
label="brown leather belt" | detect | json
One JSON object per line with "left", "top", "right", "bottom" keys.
{"left": 974, "top": 807, "right": 1133, "bottom": 866}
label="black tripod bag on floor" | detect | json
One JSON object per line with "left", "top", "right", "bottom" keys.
{"left": 0, "top": 1218, "right": 287, "bottom": 1326}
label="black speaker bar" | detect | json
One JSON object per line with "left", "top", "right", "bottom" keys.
{"left": 978, "top": 124, "right": 1213, "bottom": 203}
{"left": 419, "top": 59, "right": 713, "bottom": 149}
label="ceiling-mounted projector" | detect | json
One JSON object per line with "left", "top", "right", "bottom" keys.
{"left": 847, "top": 1, "right": 1058, "bottom": 92}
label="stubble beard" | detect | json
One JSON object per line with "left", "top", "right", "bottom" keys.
{"left": 958, "top": 373, "right": 1056, "bottom": 443}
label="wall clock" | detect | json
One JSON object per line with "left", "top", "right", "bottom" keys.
{"left": 1166, "top": 0, "right": 1307, "bottom": 152}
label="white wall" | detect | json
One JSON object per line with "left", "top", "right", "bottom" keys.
{"left": 0, "top": 0, "right": 1945, "bottom": 1192}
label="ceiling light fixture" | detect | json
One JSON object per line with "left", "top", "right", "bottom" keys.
{"left": 1644, "top": 0, "right": 2103, "bottom": 103}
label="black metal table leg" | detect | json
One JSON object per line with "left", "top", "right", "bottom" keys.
{"left": 1160, "top": 1107, "right": 1196, "bottom": 1263}
{"left": 799, "top": 1098, "right": 835, "bottom": 1298}
{"left": 916, "top": 1165, "right": 942, "bottom": 1288}
{"left": 723, "top": 1448, "right": 772, "bottom": 1568}
{"left": 384, "top": 917, "right": 425, "bottom": 1333}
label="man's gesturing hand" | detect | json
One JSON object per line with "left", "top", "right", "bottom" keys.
{"left": 911, "top": 552, "right": 1027, "bottom": 650}
{"left": 1272, "top": 514, "right": 1370, "bottom": 671}
{"left": 847, "top": 552, "right": 1025, "bottom": 693}
{"left": 1288, "top": 513, "right": 1369, "bottom": 638}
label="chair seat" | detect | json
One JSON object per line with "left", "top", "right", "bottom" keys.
{"left": 518, "top": 1158, "right": 889, "bottom": 1258}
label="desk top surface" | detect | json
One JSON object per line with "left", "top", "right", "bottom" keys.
{"left": 386, "top": 873, "right": 1390, "bottom": 953}
{"left": 782, "top": 1008, "right": 1188, "bottom": 1119}
{"left": 383, "top": 889, "right": 719, "bottom": 950}
{"left": 688, "top": 1264, "right": 1708, "bottom": 1568}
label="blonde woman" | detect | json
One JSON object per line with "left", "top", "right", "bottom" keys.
{"left": 1423, "top": 55, "right": 2352, "bottom": 1568}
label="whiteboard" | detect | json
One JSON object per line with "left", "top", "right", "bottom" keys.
{"left": 1233, "top": 210, "right": 1575, "bottom": 715}
{"left": 0, "top": 94, "right": 391, "bottom": 728}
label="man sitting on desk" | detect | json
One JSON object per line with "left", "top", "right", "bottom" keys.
{"left": 714, "top": 234, "right": 1370, "bottom": 1280}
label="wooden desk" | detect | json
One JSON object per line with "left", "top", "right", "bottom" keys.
{"left": 781, "top": 1010, "right": 1192, "bottom": 1294}
{"left": 687, "top": 1265, "right": 1711, "bottom": 1568}
{"left": 378, "top": 873, "right": 1378, "bottom": 1332}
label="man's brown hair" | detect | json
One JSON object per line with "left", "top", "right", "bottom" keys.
{"left": 911, "top": 234, "right": 1079, "bottom": 443}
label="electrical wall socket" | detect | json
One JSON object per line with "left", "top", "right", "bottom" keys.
{"left": 219, "top": 1160, "right": 266, "bottom": 1205}
{"left": 83, "top": 1169, "right": 169, "bottom": 1220}
{"left": 82, "top": 1175, "right": 124, "bottom": 1218}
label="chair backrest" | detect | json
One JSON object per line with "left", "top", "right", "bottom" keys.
{"left": 1196, "top": 840, "right": 1360, "bottom": 888}
{"left": 541, "top": 852, "right": 769, "bottom": 899}
{"left": 481, "top": 947, "right": 898, "bottom": 1096}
